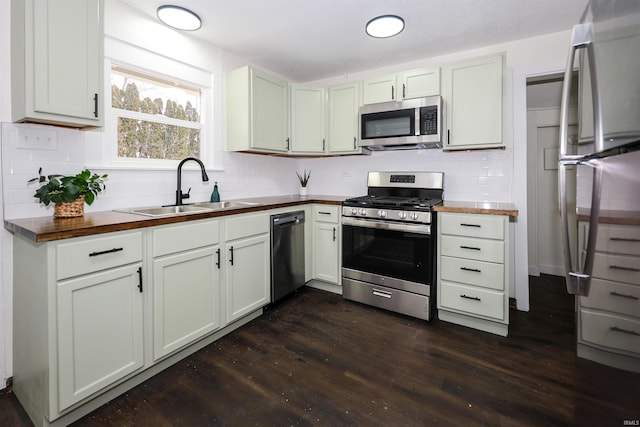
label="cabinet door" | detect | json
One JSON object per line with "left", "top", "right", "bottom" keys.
{"left": 328, "top": 82, "right": 360, "bottom": 153}
{"left": 226, "top": 234, "right": 270, "bottom": 322}
{"left": 32, "top": 0, "right": 103, "bottom": 125}
{"left": 153, "top": 246, "right": 221, "bottom": 360}
{"left": 400, "top": 67, "right": 440, "bottom": 99}
{"left": 57, "top": 263, "right": 143, "bottom": 411}
{"left": 313, "top": 222, "right": 339, "bottom": 284}
{"left": 251, "top": 69, "right": 289, "bottom": 152}
{"left": 442, "top": 55, "right": 503, "bottom": 150}
{"left": 290, "top": 85, "right": 326, "bottom": 153}
{"left": 362, "top": 73, "right": 397, "bottom": 104}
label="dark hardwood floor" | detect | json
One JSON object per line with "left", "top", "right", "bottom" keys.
{"left": 1, "top": 274, "right": 638, "bottom": 426}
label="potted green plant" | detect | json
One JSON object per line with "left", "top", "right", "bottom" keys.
{"left": 296, "top": 169, "right": 311, "bottom": 197}
{"left": 29, "top": 167, "right": 108, "bottom": 218}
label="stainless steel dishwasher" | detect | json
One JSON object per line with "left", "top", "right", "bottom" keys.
{"left": 270, "top": 210, "right": 305, "bottom": 303}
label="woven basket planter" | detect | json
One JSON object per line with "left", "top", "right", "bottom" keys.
{"left": 53, "top": 195, "right": 85, "bottom": 218}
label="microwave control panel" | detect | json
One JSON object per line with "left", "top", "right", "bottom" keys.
{"left": 420, "top": 106, "right": 438, "bottom": 135}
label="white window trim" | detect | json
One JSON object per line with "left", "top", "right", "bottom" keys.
{"left": 93, "top": 36, "right": 220, "bottom": 172}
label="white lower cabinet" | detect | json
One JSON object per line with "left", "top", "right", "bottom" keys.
{"left": 57, "top": 264, "right": 144, "bottom": 410}
{"left": 151, "top": 220, "right": 222, "bottom": 360}
{"left": 224, "top": 212, "right": 271, "bottom": 322}
{"left": 437, "top": 212, "right": 510, "bottom": 336}
{"left": 13, "top": 230, "right": 145, "bottom": 423}
{"left": 312, "top": 204, "right": 340, "bottom": 284}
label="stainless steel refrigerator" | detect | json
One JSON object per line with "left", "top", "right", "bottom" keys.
{"left": 558, "top": 0, "right": 640, "bottom": 372}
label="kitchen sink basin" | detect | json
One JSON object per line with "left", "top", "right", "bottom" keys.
{"left": 195, "top": 201, "right": 261, "bottom": 209}
{"left": 117, "top": 200, "right": 260, "bottom": 217}
{"left": 121, "top": 205, "right": 214, "bottom": 217}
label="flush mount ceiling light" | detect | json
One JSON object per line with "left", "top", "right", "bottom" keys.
{"left": 366, "top": 15, "right": 405, "bottom": 38}
{"left": 157, "top": 5, "right": 202, "bottom": 31}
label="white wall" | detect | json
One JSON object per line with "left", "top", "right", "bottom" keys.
{"left": 0, "top": 0, "right": 574, "bottom": 389}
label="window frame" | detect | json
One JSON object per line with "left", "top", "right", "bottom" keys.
{"left": 100, "top": 37, "right": 215, "bottom": 171}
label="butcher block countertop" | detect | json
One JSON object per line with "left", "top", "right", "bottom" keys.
{"left": 434, "top": 201, "right": 519, "bottom": 217}
{"left": 576, "top": 208, "right": 640, "bottom": 226}
{"left": 4, "top": 195, "right": 344, "bottom": 243}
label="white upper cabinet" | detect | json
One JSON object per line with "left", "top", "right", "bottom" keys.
{"left": 362, "top": 67, "right": 440, "bottom": 104}
{"left": 442, "top": 54, "right": 504, "bottom": 150}
{"left": 328, "top": 82, "right": 361, "bottom": 154}
{"left": 290, "top": 85, "right": 326, "bottom": 154}
{"left": 226, "top": 66, "right": 289, "bottom": 153}
{"left": 11, "top": 0, "right": 104, "bottom": 128}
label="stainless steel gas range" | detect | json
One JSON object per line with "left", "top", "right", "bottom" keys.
{"left": 341, "top": 171, "right": 444, "bottom": 321}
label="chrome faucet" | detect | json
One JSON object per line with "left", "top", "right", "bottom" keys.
{"left": 176, "top": 157, "right": 209, "bottom": 206}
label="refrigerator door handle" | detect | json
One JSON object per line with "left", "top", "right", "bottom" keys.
{"left": 559, "top": 159, "right": 604, "bottom": 296}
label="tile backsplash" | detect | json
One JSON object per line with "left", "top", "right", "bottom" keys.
{"left": 2, "top": 122, "right": 516, "bottom": 221}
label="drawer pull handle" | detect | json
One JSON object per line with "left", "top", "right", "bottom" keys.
{"left": 229, "top": 246, "right": 234, "bottom": 266}
{"left": 216, "top": 248, "right": 221, "bottom": 269}
{"left": 89, "top": 247, "right": 124, "bottom": 257}
{"left": 460, "top": 223, "right": 481, "bottom": 228}
{"left": 319, "top": 211, "right": 332, "bottom": 215}
{"left": 609, "top": 265, "right": 640, "bottom": 272}
{"left": 460, "top": 267, "right": 481, "bottom": 273}
{"left": 610, "top": 326, "right": 640, "bottom": 337}
{"left": 610, "top": 291, "right": 639, "bottom": 300}
{"left": 372, "top": 289, "right": 392, "bottom": 299}
{"left": 460, "top": 294, "right": 481, "bottom": 301}
{"left": 460, "top": 245, "right": 481, "bottom": 251}
{"left": 610, "top": 237, "right": 640, "bottom": 242}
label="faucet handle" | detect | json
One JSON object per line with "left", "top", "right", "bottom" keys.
{"left": 182, "top": 187, "right": 191, "bottom": 200}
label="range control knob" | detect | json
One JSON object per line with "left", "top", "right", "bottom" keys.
{"left": 378, "top": 210, "right": 387, "bottom": 218}
{"left": 398, "top": 211, "right": 407, "bottom": 219}
{"left": 351, "top": 208, "right": 358, "bottom": 215}
{"left": 359, "top": 208, "right": 367, "bottom": 216}
{"left": 411, "top": 212, "right": 420, "bottom": 220}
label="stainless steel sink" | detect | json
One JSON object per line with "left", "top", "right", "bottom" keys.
{"left": 195, "top": 201, "right": 261, "bottom": 209}
{"left": 117, "top": 200, "right": 260, "bottom": 217}
{"left": 120, "top": 205, "right": 214, "bottom": 217}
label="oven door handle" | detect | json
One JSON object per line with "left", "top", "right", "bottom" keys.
{"left": 341, "top": 217, "right": 431, "bottom": 235}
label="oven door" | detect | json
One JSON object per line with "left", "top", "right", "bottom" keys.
{"left": 342, "top": 218, "right": 433, "bottom": 287}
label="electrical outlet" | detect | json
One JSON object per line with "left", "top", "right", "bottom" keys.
{"left": 16, "top": 128, "right": 58, "bottom": 150}
{"left": 342, "top": 171, "right": 351, "bottom": 177}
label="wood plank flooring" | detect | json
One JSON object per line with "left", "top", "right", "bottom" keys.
{"left": 1, "top": 274, "right": 638, "bottom": 426}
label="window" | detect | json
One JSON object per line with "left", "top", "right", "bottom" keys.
{"left": 111, "top": 66, "right": 202, "bottom": 160}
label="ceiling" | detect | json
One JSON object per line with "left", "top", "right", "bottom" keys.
{"left": 117, "top": 0, "right": 589, "bottom": 82}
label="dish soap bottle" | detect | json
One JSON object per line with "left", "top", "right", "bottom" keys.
{"left": 210, "top": 182, "right": 220, "bottom": 202}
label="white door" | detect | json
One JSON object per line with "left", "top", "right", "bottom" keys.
{"left": 153, "top": 246, "right": 221, "bottom": 360}
{"left": 527, "top": 107, "right": 577, "bottom": 276}
{"left": 313, "top": 222, "right": 339, "bottom": 284}
{"left": 57, "top": 263, "right": 144, "bottom": 410}
{"left": 225, "top": 234, "right": 270, "bottom": 322}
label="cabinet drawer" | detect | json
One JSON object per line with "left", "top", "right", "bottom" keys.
{"left": 440, "top": 256, "right": 504, "bottom": 290}
{"left": 313, "top": 204, "right": 340, "bottom": 223}
{"left": 595, "top": 224, "right": 640, "bottom": 256}
{"left": 592, "top": 252, "right": 640, "bottom": 284}
{"left": 225, "top": 213, "right": 269, "bottom": 241}
{"left": 440, "top": 213, "right": 505, "bottom": 240}
{"left": 580, "top": 309, "right": 640, "bottom": 354}
{"left": 153, "top": 220, "right": 220, "bottom": 257}
{"left": 57, "top": 232, "right": 143, "bottom": 280}
{"left": 580, "top": 278, "right": 640, "bottom": 318}
{"left": 440, "top": 235, "right": 504, "bottom": 263}
{"left": 440, "top": 281, "right": 505, "bottom": 321}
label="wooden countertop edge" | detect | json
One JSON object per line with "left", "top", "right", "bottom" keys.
{"left": 434, "top": 205, "right": 519, "bottom": 217}
{"left": 5, "top": 196, "right": 344, "bottom": 243}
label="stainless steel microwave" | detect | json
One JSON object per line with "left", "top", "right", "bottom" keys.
{"left": 359, "top": 95, "right": 442, "bottom": 151}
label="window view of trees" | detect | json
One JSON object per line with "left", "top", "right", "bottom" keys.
{"left": 111, "top": 68, "right": 202, "bottom": 160}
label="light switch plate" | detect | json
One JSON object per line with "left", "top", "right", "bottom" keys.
{"left": 16, "top": 128, "right": 58, "bottom": 151}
